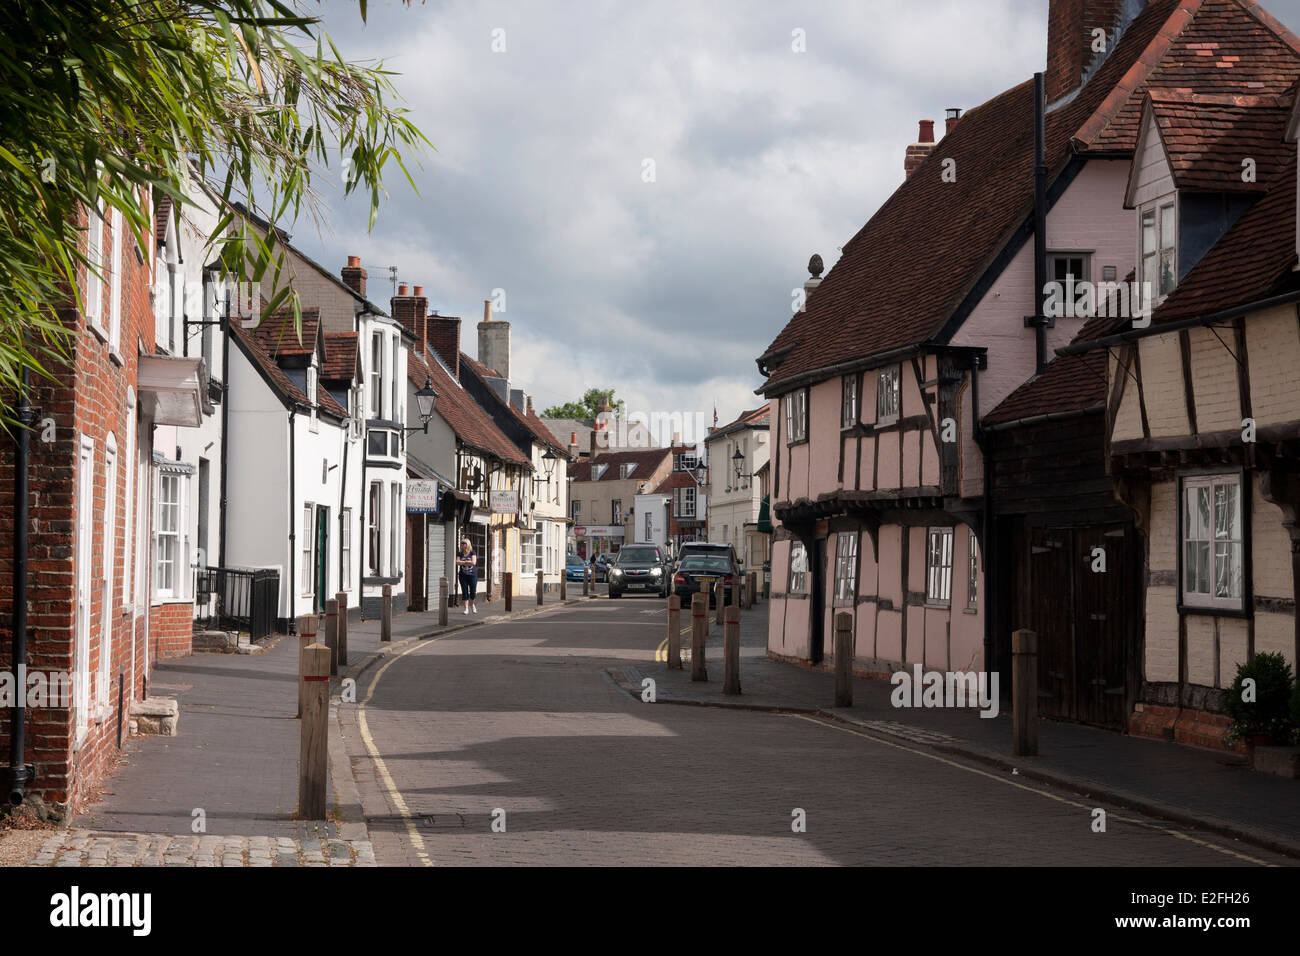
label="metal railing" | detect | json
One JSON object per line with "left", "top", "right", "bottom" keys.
{"left": 194, "top": 566, "right": 279, "bottom": 640}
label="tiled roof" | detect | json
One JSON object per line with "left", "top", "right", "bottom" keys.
{"left": 1150, "top": 144, "right": 1299, "bottom": 324}
{"left": 651, "top": 471, "right": 698, "bottom": 494}
{"left": 570, "top": 447, "right": 671, "bottom": 482}
{"left": 407, "top": 347, "right": 531, "bottom": 467}
{"left": 1145, "top": 89, "right": 1290, "bottom": 193}
{"left": 459, "top": 353, "right": 570, "bottom": 455}
{"left": 757, "top": 0, "right": 1300, "bottom": 395}
{"left": 230, "top": 320, "right": 348, "bottom": 419}
{"left": 322, "top": 331, "right": 358, "bottom": 382}
{"left": 706, "top": 406, "right": 771, "bottom": 443}
{"left": 249, "top": 306, "right": 321, "bottom": 360}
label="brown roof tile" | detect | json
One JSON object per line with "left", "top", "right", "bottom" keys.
{"left": 571, "top": 447, "right": 672, "bottom": 482}
{"left": 1144, "top": 89, "right": 1290, "bottom": 193}
{"left": 322, "top": 331, "right": 358, "bottom": 382}
{"left": 230, "top": 320, "right": 348, "bottom": 419}
{"left": 408, "top": 348, "right": 531, "bottom": 466}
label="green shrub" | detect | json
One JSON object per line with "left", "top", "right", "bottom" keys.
{"left": 1223, "top": 652, "right": 1295, "bottom": 744}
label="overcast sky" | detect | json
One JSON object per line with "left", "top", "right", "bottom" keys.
{"left": 298, "top": 0, "right": 1300, "bottom": 440}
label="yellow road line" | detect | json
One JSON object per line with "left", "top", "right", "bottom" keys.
{"left": 654, "top": 625, "right": 694, "bottom": 662}
{"left": 784, "top": 713, "right": 1275, "bottom": 866}
{"left": 355, "top": 634, "right": 454, "bottom": 867}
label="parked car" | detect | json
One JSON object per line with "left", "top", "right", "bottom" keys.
{"left": 672, "top": 554, "right": 739, "bottom": 607}
{"left": 607, "top": 543, "right": 670, "bottom": 598}
{"left": 564, "top": 553, "right": 589, "bottom": 581}
{"left": 674, "top": 541, "right": 740, "bottom": 574}
{"left": 592, "top": 553, "right": 616, "bottom": 582}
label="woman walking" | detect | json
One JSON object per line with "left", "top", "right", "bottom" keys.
{"left": 456, "top": 538, "right": 479, "bottom": 614}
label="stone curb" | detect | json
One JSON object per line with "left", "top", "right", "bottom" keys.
{"left": 607, "top": 669, "right": 1300, "bottom": 862}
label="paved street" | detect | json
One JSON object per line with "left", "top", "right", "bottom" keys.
{"left": 340, "top": 598, "right": 1295, "bottom": 866}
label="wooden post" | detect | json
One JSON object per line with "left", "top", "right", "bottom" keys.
{"left": 336, "top": 592, "right": 348, "bottom": 667}
{"left": 583, "top": 564, "right": 590, "bottom": 596}
{"left": 536, "top": 569, "right": 544, "bottom": 606}
{"left": 746, "top": 572, "right": 757, "bottom": 608}
{"left": 560, "top": 573, "right": 567, "bottom": 601}
{"left": 381, "top": 584, "right": 392, "bottom": 642}
{"left": 1013, "top": 628, "right": 1038, "bottom": 757}
{"left": 731, "top": 574, "right": 741, "bottom": 611}
{"left": 324, "top": 598, "right": 339, "bottom": 677}
{"left": 298, "top": 643, "right": 330, "bottom": 820}
{"left": 504, "top": 572, "right": 513, "bottom": 612}
{"left": 723, "top": 606, "right": 741, "bottom": 695}
{"left": 437, "top": 576, "right": 448, "bottom": 627}
{"left": 667, "top": 594, "right": 682, "bottom": 670}
{"left": 690, "top": 592, "right": 708, "bottom": 682}
{"left": 714, "top": 581, "right": 725, "bottom": 625}
{"left": 296, "top": 613, "right": 319, "bottom": 718}
{"left": 834, "top": 612, "right": 853, "bottom": 708}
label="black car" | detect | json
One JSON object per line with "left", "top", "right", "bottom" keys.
{"left": 672, "top": 554, "right": 739, "bottom": 607}
{"left": 607, "top": 544, "right": 670, "bottom": 598}
{"left": 592, "top": 553, "right": 616, "bottom": 582}
{"left": 674, "top": 541, "right": 740, "bottom": 574}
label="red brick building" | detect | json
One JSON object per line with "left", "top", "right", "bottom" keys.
{"left": 0, "top": 191, "right": 207, "bottom": 811}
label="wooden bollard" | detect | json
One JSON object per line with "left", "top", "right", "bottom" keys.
{"left": 723, "top": 606, "right": 741, "bottom": 695}
{"left": 296, "top": 613, "right": 320, "bottom": 718}
{"left": 834, "top": 612, "right": 853, "bottom": 708}
{"left": 381, "top": 584, "right": 392, "bottom": 642}
{"left": 536, "top": 569, "right": 544, "bottom": 606}
{"left": 1013, "top": 628, "right": 1038, "bottom": 756}
{"left": 298, "top": 643, "right": 331, "bottom": 819}
{"left": 747, "top": 572, "right": 757, "bottom": 608}
{"left": 438, "top": 576, "right": 448, "bottom": 627}
{"left": 336, "top": 592, "right": 348, "bottom": 666}
{"left": 667, "top": 594, "right": 682, "bottom": 670}
{"left": 560, "top": 573, "right": 567, "bottom": 601}
{"left": 714, "top": 581, "right": 725, "bottom": 625}
{"left": 583, "top": 565, "right": 589, "bottom": 596}
{"left": 324, "top": 598, "right": 339, "bottom": 677}
{"left": 690, "top": 592, "right": 708, "bottom": 682}
{"left": 504, "top": 572, "right": 513, "bottom": 612}
{"left": 731, "top": 575, "right": 741, "bottom": 611}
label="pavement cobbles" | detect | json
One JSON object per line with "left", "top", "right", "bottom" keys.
{"left": 30, "top": 830, "right": 376, "bottom": 867}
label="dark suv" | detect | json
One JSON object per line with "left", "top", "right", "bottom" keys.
{"left": 607, "top": 544, "right": 670, "bottom": 598}
{"left": 674, "top": 541, "right": 740, "bottom": 573}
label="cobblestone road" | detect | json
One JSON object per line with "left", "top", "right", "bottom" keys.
{"left": 30, "top": 831, "right": 375, "bottom": 867}
{"left": 340, "top": 600, "right": 1293, "bottom": 866}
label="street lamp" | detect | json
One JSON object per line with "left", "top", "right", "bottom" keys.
{"left": 403, "top": 376, "right": 439, "bottom": 434}
{"left": 532, "top": 448, "right": 558, "bottom": 492}
{"left": 732, "top": 448, "right": 753, "bottom": 481}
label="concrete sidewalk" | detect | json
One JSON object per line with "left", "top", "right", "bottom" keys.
{"left": 46, "top": 589, "right": 596, "bottom": 866}
{"left": 609, "top": 602, "right": 1300, "bottom": 860}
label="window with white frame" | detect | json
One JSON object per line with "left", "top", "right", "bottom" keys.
{"left": 841, "top": 375, "right": 858, "bottom": 429}
{"left": 100, "top": 438, "right": 117, "bottom": 709}
{"left": 834, "top": 532, "right": 857, "bottom": 606}
{"left": 926, "top": 527, "right": 953, "bottom": 606}
{"left": 341, "top": 508, "right": 353, "bottom": 590}
{"left": 788, "top": 541, "right": 808, "bottom": 594}
{"left": 967, "top": 531, "right": 978, "bottom": 609}
{"left": 367, "top": 481, "right": 381, "bottom": 576}
{"left": 301, "top": 504, "right": 314, "bottom": 595}
{"left": 155, "top": 472, "right": 183, "bottom": 598}
{"left": 1182, "top": 473, "right": 1243, "bottom": 610}
{"left": 1140, "top": 201, "right": 1177, "bottom": 300}
{"left": 534, "top": 529, "right": 544, "bottom": 573}
{"left": 84, "top": 198, "right": 106, "bottom": 330}
{"left": 785, "top": 389, "right": 808, "bottom": 443}
{"left": 520, "top": 529, "right": 535, "bottom": 574}
{"left": 572, "top": 499, "right": 581, "bottom": 523}
{"left": 611, "top": 498, "right": 622, "bottom": 525}
{"left": 644, "top": 511, "right": 653, "bottom": 540}
{"left": 676, "top": 486, "right": 696, "bottom": 518}
{"left": 878, "top": 366, "right": 901, "bottom": 424}
{"left": 108, "top": 207, "right": 122, "bottom": 350}
{"left": 369, "top": 331, "right": 383, "bottom": 418}
{"left": 390, "top": 484, "right": 401, "bottom": 576}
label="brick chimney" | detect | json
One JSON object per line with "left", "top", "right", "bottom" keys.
{"left": 904, "top": 120, "right": 935, "bottom": 178}
{"left": 341, "top": 255, "right": 366, "bottom": 297}
{"left": 478, "top": 298, "right": 511, "bottom": 382}
{"left": 1045, "top": 0, "right": 1127, "bottom": 104}
{"left": 945, "top": 107, "right": 962, "bottom": 136}
{"left": 525, "top": 395, "right": 533, "bottom": 416}
{"left": 425, "top": 314, "right": 462, "bottom": 380}
{"left": 389, "top": 283, "right": 428, "bottom": 341}
{"left": 569, "top": 431, "right": 580, "bottom": 459}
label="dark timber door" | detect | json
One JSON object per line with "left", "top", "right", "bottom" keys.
{"left": 314, "top": 506, "right": 329, "bottom": 614}
{"left": 1026, "top": 523, "right": 1134, "bottom": 730}
{"left": 810, "top": 537, "right": 827, "bottom": 665}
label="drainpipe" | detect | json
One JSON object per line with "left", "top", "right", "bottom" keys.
{"left": 288, "top": 408, "right": 296, "bottom": 631}
{"left": 970, "top": 356, "right": 996, "bottom": 687}
{"left": 218, "top": 287, "right": 230, "bottom": 570}
{"left": 338, "top": 425, "right": 349, "bottom": 599}
{"left": 7, "top": 369, "right": 33, "bottom": 803}
{"left": 1031, "top": 71, "right": 1048, "bottom": 374}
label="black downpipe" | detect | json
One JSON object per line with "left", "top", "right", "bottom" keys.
{"left": 338, "top": 428, "right": 349, "bottom": 598}
{"left": 288, "top": 408, "right": 296, "bottom": 632}
{"left": 218, "top": 288, "right": 231, "bottom": 569}
{"left": 8, "top": 369, "right": 33, "bottom": 804}
{"left": 1032, "top": 71, "right": 1049, "bottom": 375}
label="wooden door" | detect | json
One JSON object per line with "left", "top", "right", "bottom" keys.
{"left": 1030, "top": 526, "right": 1075, "bottom": 721}
{"left": 810, "top": 537, "right": 826, "bottom": 664}
{"left": 1072, "top": 526, "right": 1132, "bottom": 728}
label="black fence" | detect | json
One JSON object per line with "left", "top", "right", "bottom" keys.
{"left": 194, "top": 567, "right": 279, "bottom": 641}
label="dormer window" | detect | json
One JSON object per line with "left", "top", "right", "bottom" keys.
{"left": 1140, "top": 201, "right": 1177, "bottom": 300}
{"left": 620, "top": 462, "right": 637, "bottom": 479}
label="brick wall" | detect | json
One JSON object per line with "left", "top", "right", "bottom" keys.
{"left": 150, "top": 602, "right": 194, "bottom": 660}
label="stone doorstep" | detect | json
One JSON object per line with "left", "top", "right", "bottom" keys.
{"left": 192, "top": 630, "right": 240, "bottom": 653}
{"left": 1252, "top": 746, "right": 1300, "bottom": 778}
{"left": 129, "top": 696, "right": 179, "bottom": 737}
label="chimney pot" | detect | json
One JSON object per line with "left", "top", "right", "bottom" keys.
{"left": 945, "top": 108, "right": 962, "bottom": 135}
{"left": 918, "top": 119, "right": 935, "bottom": 143}
{"left": 398, "top": 283, "right": 409, "bottom": 296}
{"left": 347, "top": 255, "right": 360, "bottom": 268}
{"left": 570, "top": 431, "right": 578, "bottom": 444}
{"left": 413, "top": 285, "right": 424, "bottom": 297}
{"left": 483, "top": 299, "right": 492, "bottom": 323}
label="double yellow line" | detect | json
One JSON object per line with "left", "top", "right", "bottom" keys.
{"left": 654, "top": 624, "right": 695, "bottom": 662}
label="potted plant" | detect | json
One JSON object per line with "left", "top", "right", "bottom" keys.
{"left": 1224, "top": 653, "right": 1296, "bottom": 764}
